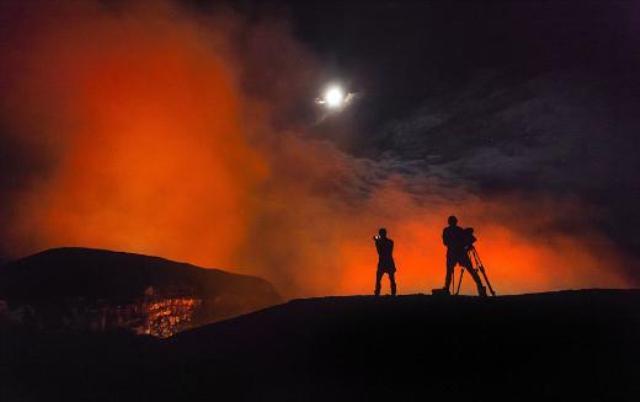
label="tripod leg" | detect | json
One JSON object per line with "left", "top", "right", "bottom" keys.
{"left": 455, "top": 268, "right": 464, "bottom": 295}
{"left": 469, "top": 247, "right": 496, "bottom": 296}
{"left": 478, "top": 265, "right": 496, "bottom": 296}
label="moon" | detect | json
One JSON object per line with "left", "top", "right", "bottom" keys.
{"left": 324, "top": 86, "right": 345, "bottom": 108}
{"left": 315, "top": 84, "right": 355, "bottom": 111}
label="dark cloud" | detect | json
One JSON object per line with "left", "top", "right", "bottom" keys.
{"left": 373, "top": 69, "right": 640, "bottom": 252}
{"left": 268, "top": 0, "right": 640, "bottom": 284}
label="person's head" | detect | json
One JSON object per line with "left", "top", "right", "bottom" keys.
{"left": 447, "top": 215, "right": 458, "bottom": 226}
{"left": 378, "top": 228, "right": 387, "bottom": 238}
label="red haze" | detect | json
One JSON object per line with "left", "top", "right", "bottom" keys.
{"left": 0, "top": 2, "right": 631, "bottom": 297}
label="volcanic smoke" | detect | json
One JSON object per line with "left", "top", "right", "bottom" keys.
{"left": 0, "top": 1, "right": 631, "bottom": 297}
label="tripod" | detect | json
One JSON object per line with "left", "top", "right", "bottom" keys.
{"left": 453, "top": 246, "right": 497, "bottom": 296}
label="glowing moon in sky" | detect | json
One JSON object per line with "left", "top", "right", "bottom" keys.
{"left": 324, "top": 86, "right": 345, "bottom": 108}
{"left": 315, "top": 84, "right": 356, "bottom": 112}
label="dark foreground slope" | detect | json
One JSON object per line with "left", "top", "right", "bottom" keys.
{"left": 2, "top": 290, "right": 640, "bottom": 401}
{"left": 0, "top": 248, "right": 280, "bottom": 336}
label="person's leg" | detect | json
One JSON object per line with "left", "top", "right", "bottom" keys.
{"left": 388, "top": 271, "right": 397, "bottom": 296}
{"left": 374, "top": 270, "right": 383, "bottom": 296}
{"left": 460, "top": 253, "right": 486, "bottom": 297}
{"left": 444, "top": 254, "right": 455, "bottom": 291}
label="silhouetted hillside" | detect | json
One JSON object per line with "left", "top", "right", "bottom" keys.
{"left": 2, "top": 290, "right": 638, "bottom": 401}
{"left": 0, "top": 248, "right": 281, "bottom": 336}
{"left": 164, "top": 290, "right": 640, "bottom": 401}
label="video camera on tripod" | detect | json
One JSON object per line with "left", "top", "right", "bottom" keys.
{"left": 433, "top": 227, "right": 497, "bottom": 297}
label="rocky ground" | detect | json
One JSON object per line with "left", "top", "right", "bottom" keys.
{"left": 2, "top": 289, "right": 639, "bottom": 401}
{"left": 0, "top": 248, "right": 281, "bottom": 337}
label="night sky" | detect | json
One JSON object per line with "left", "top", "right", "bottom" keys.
{"left": 1, "top": 0, "right": 639, "bottom": 295}
{"left": 243, "top": 0, "right": 640, "bottom": 280}
{"left": 292, "top": 0, "right": 640, "bottom": 261}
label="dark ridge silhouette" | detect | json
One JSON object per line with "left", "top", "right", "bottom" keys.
{"left": 0, "top": 247, "right": 281, "bottom": 336}
{"left": 1, "top": 290, "right": 638, "bottom": 401}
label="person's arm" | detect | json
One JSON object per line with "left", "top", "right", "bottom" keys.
{"left": 442, "top": 229, "right": 449, "bottom": 247}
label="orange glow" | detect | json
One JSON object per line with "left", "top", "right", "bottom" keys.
{"left": 0, "top": 2, "right": 630, "bottom": 298}
{"left": 299, "top": 182, "right": 626, "bottom": 296}
{"left": 2, "top": 2, "right": 267, "bottom": 269}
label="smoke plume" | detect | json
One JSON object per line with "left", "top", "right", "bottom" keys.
{"left": 0, "top": 1, "right": 633, "bottom": 297}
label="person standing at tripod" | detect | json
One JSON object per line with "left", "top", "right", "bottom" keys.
{"left": 442, "top": 216, "right": 487, "bottom": 297}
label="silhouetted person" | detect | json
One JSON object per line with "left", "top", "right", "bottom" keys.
{"left": 442, "top": 216, "right": 487, "bottom": 297}
{"left": 373, "top": 228, "right": 397, "bottom": 296}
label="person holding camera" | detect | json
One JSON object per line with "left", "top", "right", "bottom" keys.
{"left": 373, "top": 228, "right": 397, "bottom": 296}
{"left": 442, "top": 215, "right": 487, "bottom": 297}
